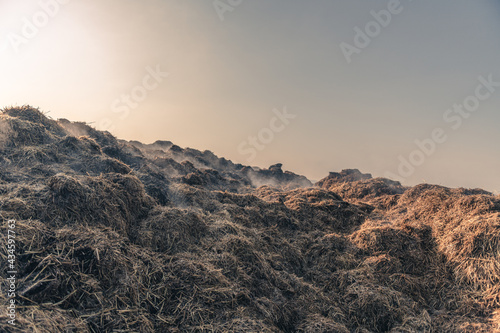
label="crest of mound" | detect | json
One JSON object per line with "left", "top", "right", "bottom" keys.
{"left": 316, "top": 169, "right": 406, "bottom": 207}
{"left": 0, "top": 105, "right": 67, "bottom": 147}
{"left": 318, "top": 169, "right": 373, "bottom": 184}
{"left": 243, "top": 163, "right": 313, "bottom": 189}
{"left": 2, "top": 105, "right": 65, "bottom": 135}
{"left": 0, "top": 106, "right": 312, "bottom": 193}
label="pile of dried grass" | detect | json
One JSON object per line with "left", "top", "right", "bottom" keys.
{"left": 1, "top": 106, "right": 499, "bottom": 332}
{"left": 316, "top": 170, "right": 406, "bottom": 210}
{"left": 389, "top": 185, "right": 500, "bottom": 314}
{"left": 137, "top": 206, "right": 208, "bottom": 253}
{"left": 1, "top": 106, "right": 66, "bottom": 147}
{"left": 42, "top": 172, "right": 155, "bottom": 237}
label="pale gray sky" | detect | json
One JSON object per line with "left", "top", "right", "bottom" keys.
{"left": 1, "top": 0, "right": 499, "bottom": 191}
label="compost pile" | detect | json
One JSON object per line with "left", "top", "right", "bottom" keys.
{"left": 0, "top": 106, "right": 499, "bottom": 332}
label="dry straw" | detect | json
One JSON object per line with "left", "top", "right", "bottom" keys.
{"left": 0, "top": 106, "right": 498, "bottom": 332}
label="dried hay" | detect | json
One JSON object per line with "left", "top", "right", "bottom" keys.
{"left": 0, "top": 106, "right": 499, "bottom": 332}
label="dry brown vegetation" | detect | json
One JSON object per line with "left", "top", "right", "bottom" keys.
{"left": 0, "top": 106, "right": 499, "bottom": 332}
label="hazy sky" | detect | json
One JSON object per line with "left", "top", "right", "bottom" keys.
{"left": 1, "top": 0, "right": 499, "bottom": 192}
